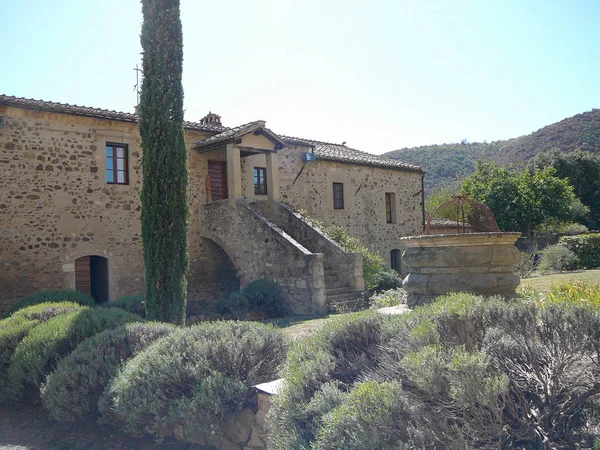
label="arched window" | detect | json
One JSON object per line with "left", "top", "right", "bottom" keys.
{"left": 390, "top": 249, "right": 401, "bottom": 273}
{"left": 75, "top": 256, "right": 109, "bottom": 303}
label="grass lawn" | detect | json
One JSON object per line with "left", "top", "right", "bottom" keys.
{"left": 265, "top": 314, "right": 339, "bottom": 340}
{"left": 519, "top": 269, "right": 600, "bottom": 292}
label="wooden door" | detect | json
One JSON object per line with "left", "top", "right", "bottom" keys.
{"left": 208, "top": 160, "right": 228, "bottom": 200}
{"left": 75, "top": 256, "right": 92, "bottom": 296}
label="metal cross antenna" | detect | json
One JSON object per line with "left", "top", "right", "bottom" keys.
{"left": 133, "top": 64, "right": 143, "bottom": 106}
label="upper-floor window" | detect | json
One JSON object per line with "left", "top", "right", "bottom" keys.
{"left": 254, "top": 167, "right": 267, "bottom": 195}
{"left": 333, "top": 182, "right": 344, "bottom": 209}
{"left": 106, "top": 143, "right": 129, "bottom": 184}
{"left": 385, "top": 192, "right": 397, "bottom": 223}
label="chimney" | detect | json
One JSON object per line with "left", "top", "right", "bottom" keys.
{"left": 200, "top": 111, "right": 222, "bottom": 126}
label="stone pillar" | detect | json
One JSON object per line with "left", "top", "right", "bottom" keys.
{"left": 227, "top": 144, "right": 242, "bottom": 205}
{"left": 265, "top": 152, "right": 280, "bottom": 201}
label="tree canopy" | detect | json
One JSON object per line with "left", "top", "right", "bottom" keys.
{"left": 460, "top": 161, "right": 575, "bottom": 237}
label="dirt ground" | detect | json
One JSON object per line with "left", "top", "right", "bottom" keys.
{"left": 0, "top": 403, "right": 204, "bottom": 450}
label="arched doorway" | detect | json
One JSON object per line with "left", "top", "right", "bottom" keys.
{"left": 75, "top": 256, "right": 109, "bottom": 303}
{"left": 390, "top": 249, "right": 401, "bottom": 273}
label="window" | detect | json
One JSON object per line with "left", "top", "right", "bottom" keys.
{"left": 106, "top": 143, "right": 129, "bottom": 184}
{"left": 333, "top": 182, "right": 344, "bottom": 209}
{"left": 385, "top": 192, "right": 396, "bottom": 223}
{"left": 391, "top": 249, "right": 401, "bottom": 272}
{"left": 254, "top": 167, "right": 267, "bottom": 195}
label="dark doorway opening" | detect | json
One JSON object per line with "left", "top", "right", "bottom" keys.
{"left": 75, "top": 256, "right": 109, "bottom": 303}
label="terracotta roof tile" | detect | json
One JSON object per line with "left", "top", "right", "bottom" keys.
{"left": 1, "top": 94, "right": 421, "bottom": 172}
{"left": 0, "top": 95, "right": 226, "bottom": 132}
{"left": 281, "top": 136, "right": 424, "bottom": 173}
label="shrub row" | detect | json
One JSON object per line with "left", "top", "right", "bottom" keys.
{"left": 0, "top": 302, "right": 85, "bottom": 400}
{"left": 559, "top": 233, "right": 600, "bottom": 269}
{"left": 1, "top": 290, "right": 288, "bottom": 445}
{"left": 6, "top": 289, "right": 96, "bottom": 316}
{"left": 270, "top": 288, "right": 600, "bottom": 449}
{"left": 8, "top": 307, "right": 142, "bottom": 401}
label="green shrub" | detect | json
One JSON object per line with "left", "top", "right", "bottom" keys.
{"left": 8, "top": 307, "right": 142, "bottom": 402}
{"left": 215, "top": 292, "right": 249, "bottom": 319}
{"left": 0, "top": 302, "right": 84, "bottom": 401}
{"left": 323, "top": 225, "right": 385, "bottom": 291}
{"left": 107, "top": 294, "right": 145, "bottom": 318}
{"left": 273, "top": 289, "right": 600, "bottom": 449}
{"left": 538, "top": 244, "right": 577, "bottom": 273}
{"left": 369, "top": 288, "right": 406, "bottom": 309}
{"left": 269, "top": 310, "right": 407, "bottom": 449}
{"left": 6, "top": 290, "right": 96, "bottom": 315}
{"left": 559, "top": 233, "right": 600, "bottom": 269}
{"left": 99, "top": 321, "right": 287, "bottom": 442}
{"left": 41, "top": 322, "right": 175, "bottom": 422}
{"left": 372, "top": 269, "right": 403, "bottom": 293}
{"left": 313, "top": 381, "right": 410, "bottom": 450}
{"left": 242, "top": 279, "right": 286, "bottom": 318}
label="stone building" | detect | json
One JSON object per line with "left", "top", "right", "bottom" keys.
{"left": 0, "top": 95, "right": 424, "bottom": 313}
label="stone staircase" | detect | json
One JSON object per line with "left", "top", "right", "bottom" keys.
{"left": 324, "top": 267, "right": 363, "bottom": 311}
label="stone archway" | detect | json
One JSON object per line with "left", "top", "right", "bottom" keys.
{"left": 187, "top": 237, "right": 240, "bottom": 303}
{"left": 75, "top": 255, "right": 109, "bottom": 303}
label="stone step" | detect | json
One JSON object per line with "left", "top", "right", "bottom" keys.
{"left": 326, "top": 286, "right": 352, "bottom": 296}
{"left": 325, "top": 274, "right": 338, "bottom": 283}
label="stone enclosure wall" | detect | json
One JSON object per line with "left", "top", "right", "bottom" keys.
{"left": 401, "top": 232, "right": 521, "bottom": 306}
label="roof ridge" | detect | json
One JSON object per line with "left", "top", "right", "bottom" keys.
{"left": 0, "top": 94, "right": 228, "bottom": 132}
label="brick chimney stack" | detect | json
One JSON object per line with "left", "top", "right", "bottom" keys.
{"left": 200, "top": 111, "right": 221, "bottom": 126}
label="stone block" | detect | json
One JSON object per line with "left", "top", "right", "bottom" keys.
{"left": 402, "top": 273, "right": 428, "bottom": 294}
{"left": 221, "top": 437, "right": 241, "bottom": 450}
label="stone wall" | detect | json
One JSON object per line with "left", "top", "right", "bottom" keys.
{"left": 0, "top": 104, "right": 210, "bottom": 311}
{"left": 0, "top": 102, "right": 423, "bottom": 311}
{"left": 252, "top": 199, "right": 364, "bottom": 292}
{"left": 401, "top": 232, "right": 521, "bottom": 306}
{"left": 240, "top": 145, "right": 425, "bottom": 268}
{"left": 200, "top": 199, "right": 326, "bottom": 314}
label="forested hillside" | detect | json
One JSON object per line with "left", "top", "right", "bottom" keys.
{"left": 385, "top": 108, "right": 600, "bottom": 192}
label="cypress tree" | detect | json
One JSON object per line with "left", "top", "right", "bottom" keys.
{"left": 139, "top": 0, "right": 188, "bottom": 324}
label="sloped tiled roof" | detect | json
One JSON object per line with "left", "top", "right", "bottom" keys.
{"left": 281, "top": 136, "right": 423, "bottom": 173}
{"left": 193, "top": 120, "right": 285, "bottom": 149}
{"left": 1, "top": 94, "right": 421, "bottom": 172}
{"left": 0, "top": 95, "right": 227, "bottom": 132}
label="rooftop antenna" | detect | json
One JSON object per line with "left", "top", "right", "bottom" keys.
{"left": 133, "top": 64, "right": 143, "bottom": 106}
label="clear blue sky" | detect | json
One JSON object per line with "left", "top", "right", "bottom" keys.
{"left": 1, "top": 0, "right": 599, "bottom": 154}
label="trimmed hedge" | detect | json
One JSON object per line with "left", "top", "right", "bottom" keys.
{"left": 8, "top": 307, "right": 142, "bottom": 402}
{"left": 0, "top": 302, "right": 84, "bottom": 401}
{"left": 106, "top": 294, "right": 145, "bottom": 318}
{"left": 41, "top": 322, "right": 174, "bottom": 422}
{"left": 6, "top": 290, "right": 96, "bottom": 316}
{"left": 215, "top": 292, "right": 249, "bottom": 319}
{"left": 559, "top": 233, "right": 600, "bottom": 269}
{"left": 99, "top": 321, "right": 287, "bottom": 442}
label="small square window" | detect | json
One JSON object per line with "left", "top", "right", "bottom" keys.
{"left": 333, "top": 182, "right": 344, "bottom": 209}
{"left": 254, "top": 167, "right": 267, "bottom": 195}
{"left": 385, "top": 192, "right": 396, "bottom": 223}
{"left": 106, "top": 143, "right": 129, "bottom": 185}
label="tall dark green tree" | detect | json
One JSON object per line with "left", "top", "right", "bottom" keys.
{"left": 139, "top": 0, "right": 188, "bottom": 324}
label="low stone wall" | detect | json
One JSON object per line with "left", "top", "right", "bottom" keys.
{"left": 170, "top": 383, "right": 276, "bottom": 449}
{"left": 252, "top": 200, "right": 364, "bottom": 292}
{"left": 200, "top": 199, "right": 326, "bottom": 314}
{"left": 401, "top": 233, "right": 521, "bottom": 307}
